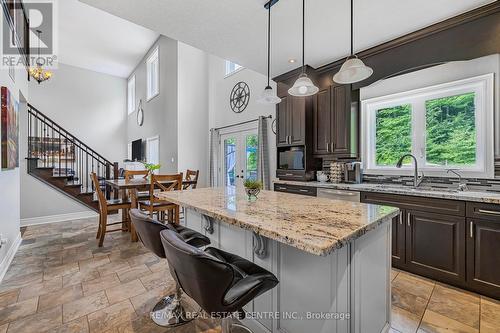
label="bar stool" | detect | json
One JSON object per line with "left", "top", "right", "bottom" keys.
{"left": 160, "top": 229, "right": 279, "bottom": 333}
{"left": 129, "top": 209, "right": 210, "bottom": 327}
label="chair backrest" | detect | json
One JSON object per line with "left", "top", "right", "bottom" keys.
{"left": 150, "top": 173, "right": 183, "bottom": 204}
{"left": 90, "top": 172, "right": 106, "bottom": 211}
{"left": 124, "top": 169, "right": 149, "bottom": 180}
{"left": 160, "top": 229, "right": 235, "bottom": 314}
{"left": 184, "top": 170, "right": 199, "bottom": 190}
{"left": 129, "top": 209, "right": 168, "bottom": 258}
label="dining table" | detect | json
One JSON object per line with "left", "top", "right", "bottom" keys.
{"left": 104, "top": 177, "right": 197, "bottom": 241}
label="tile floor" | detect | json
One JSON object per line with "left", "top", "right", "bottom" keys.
{"left": 0, "top": 217, "right": 498, "bottom": 333}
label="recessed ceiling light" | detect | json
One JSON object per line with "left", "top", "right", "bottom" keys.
{"left": 288, "top": 59, "right": 296, "bottom": 63}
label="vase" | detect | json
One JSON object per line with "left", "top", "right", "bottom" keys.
{"left": 245, "top": 188, "right": 260, "bottom": 199}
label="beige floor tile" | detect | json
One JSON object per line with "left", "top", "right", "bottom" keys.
{"left": 129, "top": 285, "right": 172, "bottom": 316}
{"left": 50, "top": 315, "right": 89, "bottom": 333}
{"left": 426, "top": 284, "right": 479, "bottom": 329}
{"left": 6, "top": 305, "right": 62, "bottom": 333}
{"left": 392, "top": 272, "right": 434, "bottom": 300}
{"left": 139, "top": 270, "right": 173, "bottom": 291}
{"left": 0, "top": 289, "right": 19, "bottom": 308}
{"left": 82, "top": 273, "right": 121, "bottom": 296}
{"left": 391, "top": 305, "right": 420, "bottom": 333}
{"left": 146, "top": 260, "right": 168, "bottom": 273}
{"left": 105, "top": 279, "right": 146, "bottom": 305}
{"left": 419, "top": 310, "right": 478, "bottom": 333}
{"left": 481, "top": 296, "right": 500, "bottom": 331}
{"left": 116, "top": 264, "right": 151, "bottom": 283}
{"left": 391, "top": 270, "right": 399, "bottom": 282}
{"left": 43, "top": 262, "right": 79, "bottom": 280}
{"left": 392, "top": 286, "right": 428, "bottom": 317}
{"left": 62, "top": 291, "right": 109, "bottom": 323}
{"left": 126, "top": 253, "right": 158, "bottom": 267}
{"left": 0, "top": 272, "right": 43, "bottom": 293}
{"left": 87, "top": 300, "right": 137, "bottom": 333}
{"left": 97, "top": 260, "right": 130, "bottom": 277}
{"left": 39, "top": 284, "right": 83, "bottom": 311}
{"left": 17, "top": 277, "right": 62, "bottom": 301}
{"left": 62, "top": 270, "right": 100, "bottom": 288}
{"left": 78, "top": 256, "right": 111, "bottom": 273}
{"left": 0, "top": 297, "right": 38, "bottom": 326}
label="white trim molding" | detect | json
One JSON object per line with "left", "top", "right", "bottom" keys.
{"left": 21, "top": 211, "right": 98, "bottom": 227}
{"left": 0, "top": 232, "right": 22, "bottom": 283}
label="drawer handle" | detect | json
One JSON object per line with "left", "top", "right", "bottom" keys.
{"left": 477, "top": 209, "right": 500, "bottom": 216}
{"left": 470, "top": 221, "right": 474, "bottom": 238}
{"left": 407, "top": 213, "right": 411, "bottom": 227}
{"left": 299, "top": 189, "right": 309, "bottom": 193}
{"left": 284, "top": 173, "right": 294, "bottom": 176}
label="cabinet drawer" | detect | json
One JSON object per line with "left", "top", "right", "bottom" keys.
{"left": 360, "top": 192, "right": 465, "bottom": 216}
{"left": 276, "top": 170, "right": 305, "bottom": 180}
{"left": 274, "top": 184, "right": 317, "bottom": 197}
{"left": 467, "top": 202, "right": 500, "bottom": 221}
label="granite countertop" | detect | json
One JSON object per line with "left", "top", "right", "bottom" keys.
{"left": 157, "top": 187, "right": 398, "bottom": 256}
{"left": 274, "top": 180, "right": 500, "bottom": 204}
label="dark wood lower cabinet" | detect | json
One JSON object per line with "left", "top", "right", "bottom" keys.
{"left": 391, "top": 211, "right": 405, "bottom": 267}
{"left": 405, "top": 211, "right": 466, "bottom": 286}
{"left": 467, "top": 218, "right": 500, "bottom": 299}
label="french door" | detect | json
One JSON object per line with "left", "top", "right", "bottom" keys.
{"left": 220, "top": 129, "right": 258, "bottom": 188}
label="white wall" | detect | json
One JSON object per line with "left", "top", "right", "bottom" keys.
{"left": 0, "top": 24, "right": 29, "bottom": 280}
{"left": 126, "top": 36, "right": 179, "bottom": 174}
{"left": 20, "top": 63, "right": 127, "bottom": 221}
{"left": 208, "top": 55, "right": 277, "bottom": 181}
{"left": 178, "top": 43, "right": 209, "bottom": 187}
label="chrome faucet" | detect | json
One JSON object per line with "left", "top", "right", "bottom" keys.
{"left": 396, "top": 154, "right": 424, "bottom": 188}
{"left": 447, "top": 169, "right": 468, "bottom": 192}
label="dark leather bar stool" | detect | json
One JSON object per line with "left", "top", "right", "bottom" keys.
{"left": 160, "top": 229, "right": 279, "bottom": 333}
{"left": 129, "top": 209, "right": 210, "bottom": 327}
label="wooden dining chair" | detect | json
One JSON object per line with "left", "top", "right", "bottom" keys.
{"left": 183, "top": 169, "right": 199, "bottom": 190}
{"left": 91, "top": 173, "right": 132, "bottom": 247}
{"left": 124, "top": 169, "right": 150, "bottom": 200}
{"left": 138, "top": 173, "right": 183, "bottom": 224}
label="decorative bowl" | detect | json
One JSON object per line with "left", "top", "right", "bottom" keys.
{"left": 245, "top": 188, "right": 260, "bottom": 199}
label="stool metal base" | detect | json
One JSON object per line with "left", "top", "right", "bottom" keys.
{"left": 150, "top": 291, "right": 194, "bottom": 327}
{"left": 221, "top": 317, "right": 253, "bottom": 333}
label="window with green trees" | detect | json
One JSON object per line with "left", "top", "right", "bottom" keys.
{"left": 375, "top": 105, "right": 412, "bottom": 166}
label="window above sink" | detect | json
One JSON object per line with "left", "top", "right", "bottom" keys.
{"left": 361, "top": 74, "right": 494, "bottom": 178}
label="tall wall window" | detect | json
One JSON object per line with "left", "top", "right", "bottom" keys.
{"left": 361, "top": 74, "right": 494, "bottom": 178}
{"left": 127, "top": 75, "right": 136, "bottom": 114}
{"left": 225, "top": 60, "right": 243, "bottom": 77}
{"left": 147, "top": 47, "right": 160, "bottom": 100}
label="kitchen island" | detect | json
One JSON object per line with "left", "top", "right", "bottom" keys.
{"left": 157, "top": 187, "right": 399, "bottom": 333}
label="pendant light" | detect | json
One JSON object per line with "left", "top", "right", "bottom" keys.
{"left": 258, "top": 1, "right": 281, "bottom": 105}
{"left": 288, "top": 0, "right": 318, "bottom": 97}
{"left": 333, "top": 0, "right": 373, "bottom": 84}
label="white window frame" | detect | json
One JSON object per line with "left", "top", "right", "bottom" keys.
{"left": 146, "top": 47, "right": 160, "bottom": 101}
{"left": 127, "top": 75, "right": 136, "bottom": 115}
{"left": 224, "top": 60, "right": 243, "bottom": 77}
{"left": 361, "top": 74, "right": 494, "bottom": 178}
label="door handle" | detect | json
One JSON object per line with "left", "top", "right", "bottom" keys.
{"left": 399, "top": 212, "right": 403, "bottom": 225}
{"left": 470, "top": 221, "right": 474, "bottom": 238}
{"left": 407, "top": 212, "right": 411, "bottom": 227}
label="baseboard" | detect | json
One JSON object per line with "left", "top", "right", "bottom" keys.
{"left": 20, "top": 211, "right": 98, "bottom": 227}
{"left": 0, "top": 232, "right": 22, "bottom": 283}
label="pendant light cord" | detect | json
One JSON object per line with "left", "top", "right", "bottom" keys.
{"left": 267, "top": 2, "right": 271, "bottom": 87}
{"left": 350, "top": 0, "right": 353, "bottom": 55}
{"left": 302, "top": 0, "right": 305, "bottom": 73}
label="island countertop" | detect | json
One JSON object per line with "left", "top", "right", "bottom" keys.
{"left": 157, "top": 187, "right": 399, "bottom": 256}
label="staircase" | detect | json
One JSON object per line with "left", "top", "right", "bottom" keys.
{"left": 26, "top": 104, "right": 119, "bottom": 212}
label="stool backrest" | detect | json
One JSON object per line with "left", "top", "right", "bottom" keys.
{"left": 129, "top": 209, "right": 168, "bottom": 258}
{"left": 184, "top": 170, "right": 199, "bottom": 189}
{"left": 160, "top": 229, "right": 234, "bottom": 313}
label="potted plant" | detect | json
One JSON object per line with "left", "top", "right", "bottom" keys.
{"left": 142, "top": 162, "right": 161, "bottom": 179}
{"left": 244, "top": 179, "right": 262, "bottom": 199}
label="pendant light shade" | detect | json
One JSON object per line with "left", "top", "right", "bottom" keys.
{"left": 333, "top": 0, "right": 373, "bottom": 84}
{"left": 288, "top": 0, "right": 318, "bottom": 97}
{"left": 332, "top": 55, "right": 373, "bottom": 84}
{"left": 288, "top": 73, "right": 319, "bottom": 96}
{"left": 258, "top": 1, "right": 281, "bottom": 105}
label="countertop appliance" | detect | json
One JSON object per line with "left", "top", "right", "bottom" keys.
{"left": 344, "top": 161, "right": 363, "bottom": 184}
{"left": 317, "top": 188, "right": 360, "bottom": 202}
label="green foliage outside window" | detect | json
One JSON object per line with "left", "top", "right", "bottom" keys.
{"left": 246, "top": 135, "right": 258, "bottom": 180}
{"left": 376, "top": 105, "right": 412, "bottom": 166}
{"left": 426, "top": 93, "right": 476, "bottom": 166}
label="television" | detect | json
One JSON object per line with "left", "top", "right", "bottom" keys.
{"left": 131, "top": 139, "right": 142, "bottom": 161}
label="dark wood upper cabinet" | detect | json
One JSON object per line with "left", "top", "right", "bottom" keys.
{"left": 467, "top": 218, "right": 500, "bottom": 299}
{"left": 405, "top": 210, "right": 466, "bottom": 286}
{"left": 276, "top": 95, "right": 307, "bottom": 147}
{"left": 276, "top": 96, "right": 289, "bottom": 147}
{"left": 313, "top": 88, "right": 332, "bottom": 155}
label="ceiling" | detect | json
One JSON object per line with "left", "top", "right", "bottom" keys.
{"left": 57, "top": 0, "right": 159, "bottom": 78}
{"left": 78, "top": 0, "right": 495, "bottom": 77}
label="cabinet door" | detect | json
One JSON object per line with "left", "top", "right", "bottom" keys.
{"left": 276, "top": 96, "right": 289, "bottom": 147}
{"left": 392, "top": 210, "right": 406, "bottom": 268}
{"left": 466, "top": 218, "right": 500, "bottom": 299}
{"left": 406, "top": 211, "right": 466, "bottom": 285}
{"left": 289, "top": 96, "right": 306, "bottom": 145}
{"left": 313, "top": 89, "right": 332, "bottom": 155}
{"left": 331, "top": 85, "right": 351, "bottom": 155}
